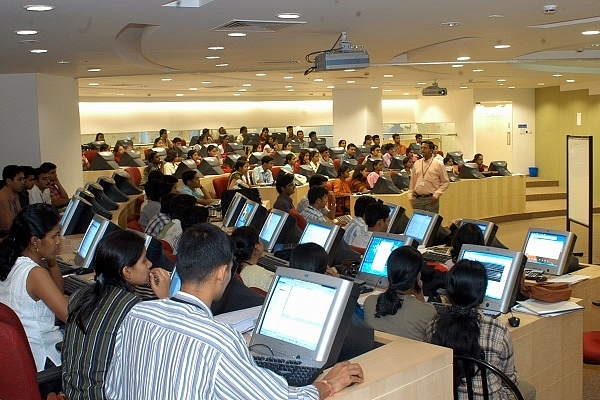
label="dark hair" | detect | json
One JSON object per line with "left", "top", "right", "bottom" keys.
{"left": 363, "top": 134, "right": 372, "bottom": 144}
{"left": 284, "top": 153, "right": 295, "bottom": 166}
{"left": 384, "top": 143, "right": 394, "bottom": 152}
{"left": 164, "top": 150, "right": 178, "bottom": 163}
{"left": 145, "top": 178, "right": 171, "bottom": 202}
{"left": 370, "top": 144, "right": 381, "bottom": 154}
{"left": 113, "top": 144, "right": 124, "bottom": 154}
{"left": 346, "top": 143, "right": 356, "bottom": 150}
{"left": 230, "top": 226, "right": 260, "bottom": 272}
{"left": 309, "top": 131, "right": 317, "bottom": 139}
{"left": 40, "top": 162, "right": 57, "bottom": 171}
{"left": 169, "top": 194, "right": 197, "bottom": 220}
{"left": 392, "top": 133, "right": 400, "bottom": 139}
{"left": 154, "top": 138, "right": 163, "bottom": 146}
{"left": 147, "top": 170, "right": 164, "bottom": 182}
{"left": 162, "top": 175, "right": 178, "bottom": 189}
{"left": 472, "top": 153, "right": 483, "bottom": 163}
{"left": 286, "top": 125, "right": 293, "bottom": 131}
{"left": 402, "top": 157, "right": 412, "bottom": 167}
{"left": 415, "top": 134, "right": 423, "bottom": 140}
{"left": 443, "top": 155, "right": 454, "bottom": 165}
{"left": 275, "top": 172, "right": 294, "bottom": 194}
{"left": 351, "top": 165, "right": 367, "bottom": 181}
{"left": 372, "top": 134, "right": 380, "bottom": 140}
{"left": 364, "top": 202, "right": 390, "bottom": 227}
{"left": 233, "top": 159, "right": 247, "bottom": 172}
{"left": 20, "top": 165, "right": 35, "bottom": 178}
{"left": 354, "top": 195, "right": 378, "bottom": 218}
{"left": 176, "top": 223, "right": 232, "bottom": 284}
{"left": 450, "top": 223, "right": 485, "bottom": 262}
{"left": 172, "top": 137, "right": 182, "bottom": 144}
{"left": 422, "top": 140, "right": 435, "bottom": 150}
{"left": 338, "top": 140, "right": 346, "bottom": 147}
{"left": 374, "top": 246, "right": 422, "bottom": 318}
{"left": 187, "top": 149, "right": 198, "bottom": 159}
{"left": 207, "top": 144, "right": 218, "bottom": 153}
{"left": 99, "top": 143, "right": 110, "bottom": 152}
{"left": 33, "top": 166, "right": 51, "bottom": 181}
{"left": 337, "top": 164, "right": 350, "bottom": 179}
{"left": 261, "top": 155, "right": 273, "bottom": 166}
{"left": 290, "top": 243, "right": 328, "bottom": 274}
{"left": 240, "top": 126, "right": 247, "bottom": 134}
{"left": 68, "top": 230, "right": 145, "bottom": 332}
{"left": 160, "top": 192, "right": 177, "bottom": 214}
{"left": 2, "top": 165, "right": 23, "bottom": 181}
{"left": 181, "top": 170, "right": 198, "bottom": 185}
{"left": 180, "top": 206, "right": 209, "bottom": 230}
{"left": 308, "top": 174, "right": 328, "bottom": 188}
{"left": 318, "top": 145, "right": 329, "bottom": 155}
{"left": 0, "top": 204, "right": 59, "bottom": 281}
{"left": 429, "top": 260, "right": 487, "bottom": 385}
{"left": 146, "top": 151, "right": 159, "bottom": 164}
{"left": 95, "top": 133, "right": 104, "bottom": 141}
{"left": 307, "top": 185, "right": 329, "bottom": 205}
{"left": 251, "top": 143, "right": 262, "bottom": 152}
{"left": 298, "top": 149, "right": 311, "bottom": 164}
{"left": 371, "top": 159, "right": 382, "bottom": 169}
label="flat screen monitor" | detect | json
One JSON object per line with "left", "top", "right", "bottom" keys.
{"left": 259, "top": 209, "right": 291, "bottom": 252}
{"left": 271, "top": 132, "right": 286, "bottom": 144}
{"left": 383, "top": 202, "right": 406, "bottom": 234}
{"left": 328, "top": 147, "right": 345, "bottom": 159}
{"left": 118, "top": 150, "right": 146, "bottom": 167}
{"left": 115, "top": 139, "right": 133, "bottom": 150}
{"left": 249, "top": 267, "right": 358, "bottom": 369}
{"left": 459, "top": 219, "right": 498, "bottom": 246}
{"left": 243, "top": 132, "right": 260, "bottom": 145}
{"left": 309, "top": 138, "right": 326, "bottom": 148}
{"left": 316, "top": 162, "right": 337, "bottom": 179}
{"left": 388, "top": 156, "right": 405, "bottom": 170}
{"left": 273, "top": 150, "right": 291, "bottom": 166}
{"left": 59, "top": 195, "right": 95, "bottom": 236}
{"left": 235, "top": 199, "right": 260, "bottom": 228}
{"left": 458, "top": 244, "right": 525, "bottom": 314}
{"left": 458, "top": 163, "right": 485, "bottom": 179}
{"left": 371, "top": 176, "right": 401, "bottom": 194}
{"left": 447, "top": 151, "right": 465, "bottom": 166}
{"left": 222, "top": 192, "right": 248, "bottom": 228}
{"left": 298, "top": 220, "right": 342, "bottom": 264}
{"left": 74, "top": 215, "right": 120, "bottom": 269}
{"left": 403, "top": 210, "right": 442, "bottom": 247}
{"left": 356, "top": 233, "right": 415, "bottom": 288}
{"left": 488, "top": 161, "right": 512, "bottom": 176}
{"left": 521, "top": 228, "right": 576, "bottom": 276}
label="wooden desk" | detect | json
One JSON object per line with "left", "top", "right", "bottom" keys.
{"left": 256, "top": 184, "right": 309, "bottom": 210}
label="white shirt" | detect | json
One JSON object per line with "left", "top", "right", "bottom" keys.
{"left": 252, "top": 165, "right": 274, "bottom": 185}
{"left": 28, "top": 185, "right": 52, "bottom": 205}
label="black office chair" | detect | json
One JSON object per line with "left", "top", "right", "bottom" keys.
{"left": 453, "top": 355, "right": 524, "bottom": 400}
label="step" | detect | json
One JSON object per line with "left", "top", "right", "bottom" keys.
{"left": 488, "top": 201, "right": 600, "bottom": 224}
{"left": 526, "top": 186, "right": 567, "bottom": 201}
{"left": 526, "top": 177, "right": 560, "bottom": 188}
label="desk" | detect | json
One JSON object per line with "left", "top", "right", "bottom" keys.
{"left": 256, "top": 184, "right": 309, "bottom": 210}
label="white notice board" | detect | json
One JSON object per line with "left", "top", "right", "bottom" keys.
{"left": 566, "top": 136, "right": 591, "bottom": 226}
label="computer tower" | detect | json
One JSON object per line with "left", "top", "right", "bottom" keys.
{"left": 90, "top": 151, "right": 119, "bottom": 170}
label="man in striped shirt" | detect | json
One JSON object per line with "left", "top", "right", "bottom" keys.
{"left": 105, "top": 223, "right": 363, "bottom": 399}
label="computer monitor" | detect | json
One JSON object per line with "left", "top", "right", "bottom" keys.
{"left": 243, "top": 132, "right": 260, "bottom": 145}
{"left": 316, "top": 162, "right": 337, "bottom": 179}
{"left": 75, "top": 188, "right": 113, "bottom": 220}
{"left": 459, "top": 219, "right": 498, "bottom": 246}
{"left": 296, "top": 164, "right": 315, "bottom": 180}
{"left": 259, "top": 209, "right": 295, "bottom": 252}
{"left": 112, "top": 171, "right": 142, "bottom": 195}
{"left": 222, "top": 192, "right": 249, "bottom": 228}
{"left": 408, "top": 143, "right": 421, "bottom": 156}
{"left": 152, "top": 147, "right": 167, "bottom": 159}
{"left": 309, "top": 138, "right": 326, "bottom": 148}
{"left": 272, "top": 150, "right": 292, "bottom": 167}
{"left": 458, "top": 163, "right": 485, "bottom": 179}
{"left": 74, "top": 215, "right": 120, "bottom": 269}
{"left": 60, "top": 195, "right": 95, "bottom": 236}
{"left": 197, "top": 145, "right": 209, "bottom": 158}
{"left": 328, "top": 147, "right": 345, "bottom": 160}
{"left": 403, "top": 210, "right": 443, "bottom": 247}
{"left": 388, "top": 156, "right": 405, "bottom": 170}
{"left": 341, "top": 159, "right": 358, "bottom": 170}
{"left": 198, "top": 157, "right": 224, "bottom": 175}
{"left": 391, "top": 172, "right": 410, "bottom": 191}
{"left": 90, "top": 151, "right": 120, "bottom": 170}
{"left": 175, "top": 145, "right": 192, "bottom": 158}
{"left": 364, "top": 157, "right": 381, "bottom": 173}
{"left": 97, "top": 177, "right": 128, "bottom": 203}
{"left": 249, "top": 267, "right": 359, "bottom": 370}
{"left": 118, "top": 150, "right": 146, "bottom": 167}
{"left": 87, "top": 141, "right": 106, "bottom": 151}
{"left": 248, "top": 152, "right": 265, "bottom": 165}
{"left": 458, "top": 244, "right": 525, "bottom": 314}
{"left": 371, "top": 176, "right": 401, "bottom": 194}
{"left": 521, "top": 228, "right": 576, "bottom": 276}
{"left": 115, "top": 139, "right": 133, "bottom": 150}
{"left": 172, "top": 159, "right": 200, "bottom": 179}
{"left": 356, "top": 232, "right": 415, "bottom": 288}
{"left": 447, "top": 151, "right": 465, "bottom": 166}
{"left": 288, "top": 139, "right": 301, "bottom": 153}
{"left": 234, "top": 199, "right": 260, "bottom": 228}
{"left": 189, "top": 136, "right": 200, "bottom": 146}
{"left": 223, "top": 153, "right": 242, "bottom": 169}
{"left": 271, "top": 132, "right": 287, "bottom": 144}
{"left": 355, "top": 145, "right": 370, "bottom": 158}
{"left": 488, "top": 161, "right": 512, "bottom": 176}
{"left": 383, "top": 202, "right": 407, "bottom": 234}
{"left": 85, "top": 182, "right": 119, "bottom": 211}
{"left": 298, "top": 220, "right": 343, "bottom": 265}
{"left": 226, "top": 142, "right": 246, "bottom": 155}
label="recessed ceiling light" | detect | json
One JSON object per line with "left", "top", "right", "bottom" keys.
{"left": 346, "top": 80, "right": 355, "bottom": 84}
{"left": 116, "top": 93, "right": 124, "bottom": 96}
{"left": 344, "top": 69, "right": 356, "bottom": 72}
{"left": 29, "top": 49, "right": 47, "bottom": 53}
{"left": 403, "top": 92, "right": 410, "bottom": 96}
{"left": 208, "top": 46, "right": 225, "bottom": 50}
{"left": 457, "top": 56, "right": 470, "bottom": 61}
{"left": 234, "top": 93, "right": 241, "bottom": 96}
{"left": 417, "top": 82, "right": 427, "bottom": 85}
{"left": 189, "top": 87, "right": 198, "bottom": 91}
{"left": 238, "top": 89, "right": 246, "bottom": 92}
{"left": 15, "top": 30, "right": 38, "bottom": 35}
{"left": 88, "top": 83, "right": 99, "bottom": 86}
{"left": 277, "top": 13, "right": 301, "bottom": 19}
{"left": 498, "top": 83, "right": 504, "bottom": 86}
{"left": 452, "top": 64, "right": 463, "bottom": 68}
{"left": 283, "top": 76, "right": 294, "bottom": 79}
{"left": 538, "top": 83, "right": 545, "bottom": 86}
{"left": 87, "top": 68, "right": 101, "bottom": 72}
{"left": 284, "top": 85, "right": 293, "bottom": 88}
{"left": 460, "top": 86, "right": 468, "bottom": 89}
{"left": 383, "top": 89, "right": 392, "bottom": 92}
{"left": 552, "top": 74, "right": 562, "bottom": 77}
{"left": 494, "top": 44, "right": 511, "bottom": 49}
{"left": 287, "top": 89, "right": 294, "bottom": 92}
{"left": 582, "top": 30, "right": 600, "bottom": 35}
{"left": 473, "top": 69, "right": 484, "bottom": 72}
{"left": 24, "top": 5, "right": 54, "bottom": 12}
{"left": 256, "top": 73, "right": 267, "bottom": 76}
{"left": 371, "top": 86, "right": 379, "bottom": 89}
{"left": 592, "top": 44, "right": 600, "bottom": 47}
{"left": 327, "top": 85, "right": 335, "bottom": 89}
{"left": 497, "top": 79, "right": 506, "bottom": 82}
{"left": 205, "top": 56, "right": 220, "bottom": 59}
{"left": 176, "top": 93, "right": 184, "bottom": 97}
{"left": 489, "top": 14, "right": 504, "bottom": 19}
{"left": 242, "top": 83, "right": 251, "bottom": 87}
{"left": 314, "top": 78, "right": 323, "bottom": 82}
{"left": 383, "top": 74, "right": 393, "bottom": 78}
{"left": 216, "top": 63, "right": 228, "bottom": 67}
{"left": 566, "top": 79, "right": 575, "bottom": 82}
{"left": 19, "top": 39, "right": 39, "bottom": 44}
{"left": 57, "top": 60, "right": 69, "bottom": 64}
{"left": 440, "top": 22, "right": 461, "bottom": 27}
{"left": 508, "top": 86, "right": 515, "bottom": 89}
{"left": 228, "top": 32, "right": 246, "bottom": 37}
{"left": 201, "top": 81, "right": 211, "bottom": 84}
{"left": 161, "top": 78, "right": 172, "bottom": 81}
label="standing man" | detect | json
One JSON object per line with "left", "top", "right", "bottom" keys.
{"left": 409, "top": 140, "right": 449, "bottom": 213}
{"left": 0, "top": 165, "right": 24, "bottom": 231}
{"left": 41, "top": 162, "right": 71, "bottom": 208}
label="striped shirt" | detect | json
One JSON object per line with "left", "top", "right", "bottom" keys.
{"left": 105, "top": 292, "right": 319, "bottom": 399}
{"left": 62, "top": 286, "right": 140, "bottom": 400}
{"left": 145, "top": 212, "right": 171, "bottom": 237}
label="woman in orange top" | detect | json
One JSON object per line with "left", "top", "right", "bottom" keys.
{"left": 333, "top": 165, "right": 352, "bottom": 215}
{"left": 350, "top": 165, "right": 370, "bottom": 193}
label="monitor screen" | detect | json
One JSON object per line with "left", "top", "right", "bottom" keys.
{"left": 357, "top": 233, "right": 414, "bottom": 287}
{"left": 298, "top": 220, "right": 342, "bottom": 264}
{"left": 250, "top": 267, "right": 357, "bottom": 368}
{"left": 60, "top": 196, "right": 95, "bottom": 236}
{"left": 60, "top": 197, "right": 76, "bottom": 228}
{"left": 222, "top": 192, "right": 249, "bottom": 228}
{"left": 522, "top": 228, "right": 576, "bottom": 276}
{"left": 383, "top": 202, "right": 405, "bottom": 234}
{"left": 403, "top": 210, "right": 442, "bottom": 247}
{"left": 459, "top": 219, "right": 498, "bottom": 246}
{"left": 458, "top": 244, "right": 525, "bottom": 314}
{"left": 74, "top": 215, "right": 120, "bottom": 269}
{"left": 235, "top": 200, "right": 258, "bottom": 228}
{"left": 76, "top": 218, "right": 102, "bottom": 262}
{"left": 259, "top": 210, "right": 288, "bottom": 252}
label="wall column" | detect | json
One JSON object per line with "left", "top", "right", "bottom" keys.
{"left": 332, "top": 88, "right": 382, "bottom": 145}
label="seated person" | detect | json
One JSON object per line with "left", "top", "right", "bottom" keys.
{"left": 351, "top": 201, "right": 390, "bottom": 249}
{"left": 372, "top": 135, "right": 380, "bottom": 147}
{"left": 19, "top": 165, "right": 35, "bottom": 209}
{"left": 105, "top": 223, "right": 363, "bottom": 398}
{"left": 361, "top": 144, "right": 382, "bottom": 165}
{"left": 144, "top": 192, "right": 177, "bottom": 237}
{"left": 296, "top": 149, "right": 311, "bottom": 171}
{"left": 363, "top": 135, "right": 373, "bottom": 146}
{"left": 162, "top": 150, "right": 182, "bottom": 176}
{"left": 363, "top": 246, "right": 436, "bottom": 341}
{"left": 99, "top": 143, "right": 110, "bottom": 152}
{"left": 382, "top": 143, "right": 395, "bottom": 168}
{"left": 444, "top": 155, "right": 459, "bottom": 176}
{"left": 333, "top": 165, "right": 352, "bottom": 215}
{"left": 139, "top": 151, "right": 164, "bottom": 186}
{"left": 319, "top": 146, "right": 333, "bottom": 164}
{"left": 446, "top": 222, "right": 485, "bottom": 269}
{"left": 157, "top": 194, "right": 198, "bottom": 253}
{"left": 391, "top": 133, "right": 406, "bottom": 156}
{"left": 162, "top": 205, "right": 209, "bottom": 254}
{"left": 471, "top": 153, "right": 487, "bottom": 172}
{"left": 41, "top": 162, "right": 71, "bottom": 208}
{"left": 282, "top": 152, "right": 297, "bottom": 174}
{"left": 139, "top": 179, "right": 172, "bottom": 230}
{"left": 28, "top": 166, "right": 52, "bottom": 205}
{"left": 272, "top": 172, "right": 296, "bottom": 213}
{"left": 227, "top": 159, "right": 250, "bottom": 190}
{"left": 0, "top": 165, "right": 25, "bottom": 232}
{"left": 153, "top": 137, "right": 166, "bottom": 148}
{"left": 402, "top": 156, "right": 413, "bottom": 177}
{"left": 113, "top": 144, "right": 125, "bottom": 164}
{"left": 251, "top": 155, "right": 274, "bottom": 185}
{"left": 62, "top": 230, "right": 170, "bottom": 400}
{"left": 340, "top": 143, "right": 357, "bottom": 162}
{"left": 231, "top": 226, "right": 274, "bottom": 293}
{"left": 187, "top": 149, "right": 201, "bottom": 166}
{"left": 366, "top": 159, "right": 383, "bottom": 189}
{"left": 427, "top": 260, "right": 536, "bottom": 400}
{"left": 206, "top": 144, "right": 224, "bottom": 166}
{"left": 179, "top": 170, "right": 219, "bottom": 205}
{"left": 343, "top": 195, "right": 378, "bottom": 245}
{"left": 309, "top": 150, "right": 320, "bottom": 173}
{"left": 350, "top": 165, "right": 370, "bottom": 193}
{"left": 300, "top": 185, "right": 330, "bottom": 222}
{"left": 297, "top": 174, "right": 336, "bottom": 221}
{"left": 283, "top": 141, "right": 294, "bottom": 151}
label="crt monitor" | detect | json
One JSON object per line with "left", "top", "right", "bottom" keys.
{"left": 226, "top": 142, "right": 246, "bottom": 155}
{"left": 298, "top": 219, "right": 343, "bottom": 265}
{"left": 296, "top": 164, "right": 315, "bottom": 180}
{"left": 248, "top": 152, "right": 265, "bottom": 165}
{"left": 112, "top": 171, "right": 142, "bottom": 195}
{"left": 115, "top": 139, "right": 133, "bottom": 150}
{"left": 371, "top": 176, "right": 401, "bottom": 194}
{"left": 173, "top": 159, "right": 200, "bottom": 180}
{"left": 74, "top": 215, "right": 120, "bottom": 270}
{"left": 85, "top": 182, "right": 119, "bottom": 211}
{"left": 223, "top": 153, "right": 242, "bottom": 169}
{"left": 309, "top": 137, "right": 326, "bottom": 148}
{"left": 403, "top": 209, "right": 443, "bottom": 247}
{"left": 459, "top": 219, "right": 498, "bottom": 246}
{"left": 196, "top": 145, "right": 209, "bottom": 158}
{"left": 198, "top": 157, "right": 224, "bottom": 175}
{"left": 391, "top": 172, "right": 410, "bottom": 191}
{"left": 458, "top": 244, "right": 526, "bottom": 314}
{"left": 118, "top": 150, "right": 146, "bottom": 167}
{"left": 259, "top": 209, "right": 294, "bottom": 253}
{"left": 272, "top": 150, "right": 291, "bottom": 167}
{"left": 175, "top": 145, "right": 192, "bottom": 158}
{"left": 271, "top": 132, "right": 287, "bottom": 144}
{"left": 383, "top": 202, "right": 407, "bottom": 234}
{"left": 222, "top": 192, "right": 249, "bottom": 228}
{"left": 488, "top": 161, "right": 512, "bottom": 176}
{"left": 458, "top": 163, "right": 485, "bottom": 179}
{"left": 356, "top": 232, "right": 415, "bottom": 288}
{"left": 90, "top": 151, "right": 119, "bottom": 170}
{"left": 328, "top": 147, "right": 345, "bottom": 159}
{"left": 447, "top": 151, "right": 465, "bottom": 166}
{"left": 288, "top": 139, "right": 302, "bottom": 153}
{"left": 87, "top": 141, "right": 106, "bottom": 151}
{"left": 341, "top": 159, "right": 358, "bottom": 171}
{"left": 354, "top": 145, "right": 370, "bottom": 158}
{"left": 152, "top": 147, "right": 167, "bottom": 160}
{"left": 388, "top": 156, "right": 405, "bottom": 170}
{"left": 97, "top": 177, "right": 128, "bottom": 203}
{"left": 364, "top": 157, "right": 381, "bottom": 172}
{"left": 189, "top": 136, "right": 200, "bottom": 146}
{"left": 249, "top": 267, "right": 359, "bottom": 370}
{"left": 243, "top": 132, "right": 260, "bottom": 145}
{"left": 408, "top": 143, "right": 421, "bottom": 156}
{"left": 75, "top": 187, "right": 113, "bottom": 220}
{"left": 521, "top": 228, "right": 576, "bottom": 276}
{"left": 60, "top": 195, "right": 95, "bottom": 236}
{"left": 316, "top": 162, "right": 337, "bottom": 179}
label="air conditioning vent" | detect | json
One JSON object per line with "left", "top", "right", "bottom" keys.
{"left": 212, "top": 20, "right": 304, "bottom": 33}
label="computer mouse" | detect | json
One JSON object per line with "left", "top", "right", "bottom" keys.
{"left": 535, "top": 275, "right": 548, "bottom": 282}
{"left": 76, "top": 267, "right": 94, "bottom": 275}
{"left": 508, "top": 316, "right": 520, "bottom": 327}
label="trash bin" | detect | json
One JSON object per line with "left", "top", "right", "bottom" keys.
{"left": 529, "top": 167, "right": 538, "bottom": 177}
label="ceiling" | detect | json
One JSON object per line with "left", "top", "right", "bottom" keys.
{"left": 2, "top": 0, "right": 600, "bottom": 101}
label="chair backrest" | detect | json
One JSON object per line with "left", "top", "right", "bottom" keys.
{"left": 333, "top": 158, "right": 340, "bottom": 172}
{"left": 453, "top": 355, "right": 524, "bottom": 400}
{"left": 124, "top": 167, "right": 142, "bottom": 186}
{"left": 288, "top": 208, "right": 307, "bottom": 231}
{"left": 84, "top": 150, "right": 99, "bottom": 164}
{"left": 127, "top": 219, "right": 143, "bottom": 232}
{"left": 212, "top": 175, "right": 231, "bottom": 199}
{"left": 0, "top": 303, "right": 42, "bottom": 400}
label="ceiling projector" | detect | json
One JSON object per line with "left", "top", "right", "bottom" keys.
{"left": 311, "top": 32, "right": 370, "bottom": 72}
{"left": 421, "top": 82, "right": 447, "bottom": 96}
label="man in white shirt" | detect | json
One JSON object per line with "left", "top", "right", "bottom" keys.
{"left": 251, "top": 155, "right": 274, "bottom": 185}
{"left": 28, "top": 167, "right": 53, "bottom": 205}
{"left": 343, "top": 195, "right": 378, "bottom": 245}
{"left": 351, "top": 202, "right": 390, "bottom": 249}
{"left": 409, "top": 140, "right": 449, "bottom": 214}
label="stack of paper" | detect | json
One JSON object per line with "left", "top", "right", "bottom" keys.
{"left": 215, "top": 305, "right": 262, "bottom": 333}
{"left": 514, "top": 299, "right": 583, "bottom": 317}
{"left": 548, "top": 274, "right": 591, "bottom": 285}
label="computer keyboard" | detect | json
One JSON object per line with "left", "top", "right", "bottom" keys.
{"left": 257, "top": 254, "right": 290, "bottom": 273}
{"left": 39, "top": 258, "right": 80, "bottom": 276}
{"left": 336, "top": 215, "right": 353, "bottom": 223}
{"left": 63, "top": 275, "right": 93, "bottom": 296}
{"left": 481, "top": 309, "right": 501, "bottom": 318}
{"left": 422, "top": 251, "right": 452, "bottom": 264}
{"left": 524, "top": 268, "right": 544, "bottom": 280}
{"left": 253, "top": 355, "right": 321, "bottom": 387}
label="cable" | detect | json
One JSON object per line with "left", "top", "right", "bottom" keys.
{"left": 248, "top": 343, "right": 274, "bottom": 356}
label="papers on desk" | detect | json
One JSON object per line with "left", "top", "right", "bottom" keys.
{"left": 357, "top": 289, "right": 384, "bottom": 307}
{"left": 214, "top": 305, "right": 262, "bottom": 334}
{"left": 513, "top": 299, "right": 583, "bottom": 317}
{"left": 547, "top": 274, "right": 591, "bottom": 285}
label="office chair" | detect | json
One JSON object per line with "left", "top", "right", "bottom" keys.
{"left": 453, "top": 355, "right": 524, "bottom": 400}
{"left": 0, "top": 302, "right": 62, "bottom": 400}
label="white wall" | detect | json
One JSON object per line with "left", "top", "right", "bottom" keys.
{"left": 333, "top": 88, "right": 383, "bottom": 145}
